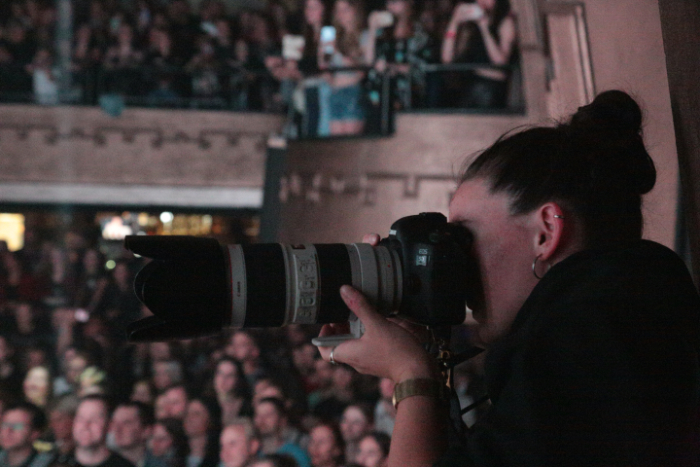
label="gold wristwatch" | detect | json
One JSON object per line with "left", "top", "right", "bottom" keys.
{"left": 392, "top": 378, "right": 449, "bottom": 409}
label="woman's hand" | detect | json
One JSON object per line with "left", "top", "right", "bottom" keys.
{"left": 317, "top": 232, "right": 439, "bottom": 384}
{"left": 452, "top": 2, "right": 484, "bottom": 24}
{"left": 317, "top": 286, "right": 438, "bottom": 383}
{"left": 368, "top": 10, "right": 394, "bottom": 31}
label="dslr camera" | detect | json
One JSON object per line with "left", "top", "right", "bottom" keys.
{"left": 125, "top": 212, "right": 479, "bottom": 342}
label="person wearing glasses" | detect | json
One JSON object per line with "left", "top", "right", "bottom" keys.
{"left": 0, "top": 401, "right": 55, "bottom": 467}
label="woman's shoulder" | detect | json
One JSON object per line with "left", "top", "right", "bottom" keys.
{"left": 514, "top": 240, "right": 699, "bottom": 333}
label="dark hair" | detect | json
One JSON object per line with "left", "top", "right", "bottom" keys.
{"left": 214, "top": 357, "right": 252, "bottom": 401}
{"left": 257, "top": 397, "right": 287, "bottom": 418}
{"left": 333, "top": 0, "right": 366, "bottom": 59}
{"left": 4, "top": 401, "right": 46, "bottom": 432}
{"left": 461, "top": 90, "right": 656, "bottom": 248}
{"left": 155, "top": 417, "right": 189, "bottom": 467}
{"left": 491, "top": 0, "right": 512, "bottom": 30}
{"left": 115, "top": 400, "right": 155, "bottom": 427}
{"left": 311, "top": 420, "right": 345, "bottom": 464}
{"left": 343, "top": 402, "right": 374, "bottom": 425}
{"left": 188, "top": 396, "right": 223, "bottom": 434}
{"left": 361, "top": 431, "right": 391, "bottom": 458}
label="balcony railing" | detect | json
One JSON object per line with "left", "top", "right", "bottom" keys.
{"left": 0, "top": 62, "right": 523, "bottom": 138}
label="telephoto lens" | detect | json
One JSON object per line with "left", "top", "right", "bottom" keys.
{"left": 125, "top": 213, "right": 476, "bottom": 342}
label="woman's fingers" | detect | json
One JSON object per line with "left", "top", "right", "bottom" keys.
{"left": 340, "top": 285, "right": 384, "bottom": 328}
{"left": 362, "top": 233, "right": 380, "bottom": 245}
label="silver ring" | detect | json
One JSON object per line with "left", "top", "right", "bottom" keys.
{"left": 329, "top": 346, "right": 337, "bottom": 365}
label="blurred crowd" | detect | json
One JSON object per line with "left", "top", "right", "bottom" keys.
{"left": 0, "top": 221, "right": 483, "bottom": 467}
{"left": 0, "top": 0, "right": 519, "bottom": 136}
{"left": 0, "top": 224, "right": 401, "bottom": 467}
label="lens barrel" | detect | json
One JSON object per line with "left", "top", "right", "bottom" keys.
{"left": 226, "top": 243, "right": 402, "bottom": 327}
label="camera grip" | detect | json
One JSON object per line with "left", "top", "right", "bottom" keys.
{"left": 312, "top": 312, "right": 364, "bottom": 347}
{"left": 312, "top": 334, "right": 357, "bottom": 347}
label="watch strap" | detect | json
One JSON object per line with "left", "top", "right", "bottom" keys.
{"left": 392, "top": 378, "right": 448, "bottom": 409}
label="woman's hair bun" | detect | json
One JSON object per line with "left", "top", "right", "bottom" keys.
{"left": 569, "top": 90, "right": 656, "bottom": 195}
{"left": 571, "top": 90, "right": 642, "bottom": 136}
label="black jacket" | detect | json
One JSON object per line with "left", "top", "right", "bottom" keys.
{"left": 440, "top": 240, "right": 700, "bottom": 466}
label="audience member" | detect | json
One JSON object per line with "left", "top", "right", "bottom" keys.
{"left": 53, "top": 349, "right": 90, "bottom": 398}
{"left": 307, "top": 422, "right": 344, "bottom": 467}
{"left": 161, "top": 385, "right": 189, "bottom": 420}
{"left": 0, "top": 401, "right": 54, "bottom": 467}
{"left": 441, "top": 0, "right": 517, "bottom": 108}
{"left": 152, "top": 360, "right": 185, "bottom": 393}
{"left": 183, "top": 397, "right": 221, "bottom": 467}
{"left": 211, "top": 357, "right": 253, "bottom": 425}
{"left": 254, "top": 398, "right": 310, "bottom": 467}
{"left": 1, "top": 0, "right": 520, "bottom": 116}
{"left": 22, "top": 365, "right": 52, "bottom": 408}
{"left": 355, "top": 432, "right": 389, "bottom": 467}
{"left": 226, "top": 332, "right": 268, "bottom": 390}
{"left": 339, "top": 403, "right": 373, "bottom": 465}
{"left": 149, "top": 418, "right": 189, "bottom": 467}
{"left": 323, "top": 0, "right": 368, "bottom": 135}
{"left": 110, "top": 401, "right": 165, "bottom": 467}
{"left": 72, "top": 395, "right": 135, "bottom": 467}
{"left": 46, "top": 396, "right": 78, "bottom": 464}
{"left": 219, "top": 418, "right": 260, "bottom": 467}
{"left": 131, "top": 379, "right": 157, "bottom": 405}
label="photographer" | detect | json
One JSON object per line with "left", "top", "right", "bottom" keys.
{"left": 316, "top": 90, "right": 700, "bottom": 466}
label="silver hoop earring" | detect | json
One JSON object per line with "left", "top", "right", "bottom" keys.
{"left": 554, "top": 214, "right": 565, "bottom": 219}
{"left": 532, "top": 254, "right": 551, "bottom": 280}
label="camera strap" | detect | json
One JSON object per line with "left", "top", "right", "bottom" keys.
{"left": 430, "top": 327, "right": 488, "bottom": 441}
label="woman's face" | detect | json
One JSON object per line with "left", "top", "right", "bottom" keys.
{"left": 23, "top": 366, "right": 50, "bottom": 404}
{"left": 357, "top": 436, "right": 386, "bottom": 467}
{"left": 305, "top": 0, "right": 325, "bottom": 27}
{"left": 149, "top": 423, "right": 174, "bottom": 456}
{"left": 340, "top": 407, "right": 370, "bottom": 443}
{"left": 334, "top": 0, "right": 357, "bottom": 31}
{"left": 214, "top": 360, "right": 238, "bottom": 396}
{"left": 448, "top": 178, "right": 540, "bottom": 345}
{"left": 184, "top": 400, "right": 211, "bottom": 437}
{"left": 308, "top": 425, "right": 341, "bottom": 467}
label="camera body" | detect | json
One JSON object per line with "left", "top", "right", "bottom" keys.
{"left": 125, "top": 213, "right": 477, "bottom": 342}
{"left": 379, "top": 212, "right": 474, "bottom": 326}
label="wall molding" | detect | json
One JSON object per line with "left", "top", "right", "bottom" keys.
{"left": 0, "top": 182, "right": 263, "bottom": 208}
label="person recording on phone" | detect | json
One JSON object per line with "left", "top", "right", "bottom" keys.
{"left": 318, "top": 0, "right": 369, "bottom": 136}
{"left": 441, "top": 0, "right": 516, "bottom": 109}
{"left": 316, "top": 90, "right": 700, "bottom": 466}
{"left": 364, "top": 0, "right": 439, "bottom": 126}
{"left": 265, "top": 0, "right": 333, "bottom": 137}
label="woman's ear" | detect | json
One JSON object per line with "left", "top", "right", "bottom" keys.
{"left": 532, "top": 202, "right": 565, "bottom": 262}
